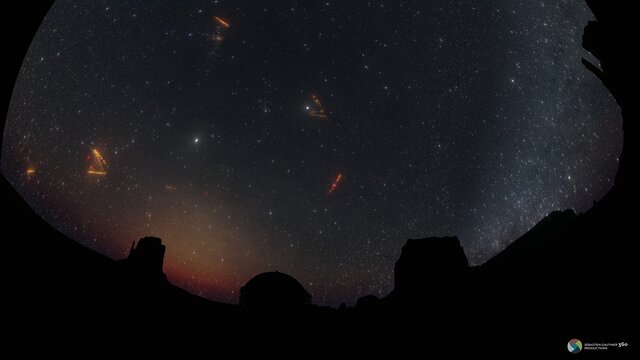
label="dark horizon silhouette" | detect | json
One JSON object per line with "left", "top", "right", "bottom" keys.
{"left": 1, "top": 1, "right": 636, "bottom": 358}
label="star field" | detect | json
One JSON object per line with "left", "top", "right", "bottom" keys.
{"left": 1, "top": 0, "right": 621, "bottom": 305}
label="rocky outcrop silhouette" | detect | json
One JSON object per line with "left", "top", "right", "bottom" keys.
{"left": 582, "top": 0, "right": 636, "bottom": 192}
{"left": 120, "top": 236, "right": 167, "bottom": 280}
{"left": 392, "top": 236, "right": 469, "bottom": 300}
{"left": 354, "top": 294, "right": 379, "bottom": 309}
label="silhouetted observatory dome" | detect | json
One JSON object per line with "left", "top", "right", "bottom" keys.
{"left": 239, "top": 271, "right": 311, "bottom": 308}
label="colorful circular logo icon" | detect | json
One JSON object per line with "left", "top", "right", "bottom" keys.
{"left": 568, "top": 339, "right": 583, "bottom": 354}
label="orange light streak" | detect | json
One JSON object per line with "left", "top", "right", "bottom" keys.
{"left": 214, "top": 16, "right": 230, "bottom": 28}
{"left": 87, "top": 170, "right": 107, "bottom": 175}
{"left": 309, "top": 94, "right": 328, "bottom": 119}
{"left": 87, "top": 148, "right": 108, "bottom": 175}
{"left": 327, "top": 173, "right": 343, "bottom": 195}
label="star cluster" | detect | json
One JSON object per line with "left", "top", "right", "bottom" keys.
{"left": 2, "top": 0, "right": 621, "bottom": 305}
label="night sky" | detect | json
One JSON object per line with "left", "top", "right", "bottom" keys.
{"left": 2, "top": 0, "right": 621, "bottom": 305}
